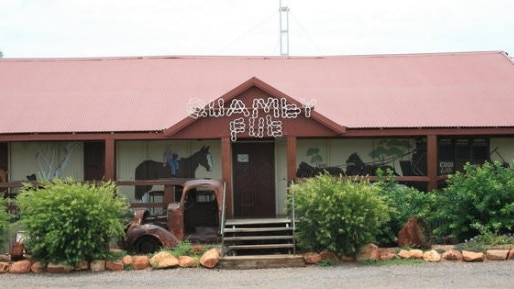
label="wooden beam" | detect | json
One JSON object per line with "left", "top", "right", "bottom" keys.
{"left": 426, "top": 134, "right": 438, "bottom": 191}
{"left": 343, "top": 127, "right": 514, "bottom": 137}
{"left": 286, "top": 136, "right": 297, "bottom": 182}
{"left": 104, "top": 139, "right": 115, "bottom": 180}
{"left": 221, "top": 137, "right": 233, "bottom": 218}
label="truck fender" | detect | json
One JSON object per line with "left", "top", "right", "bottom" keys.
{"left": 124, "top": 224, "right": 179, "bottom": 252}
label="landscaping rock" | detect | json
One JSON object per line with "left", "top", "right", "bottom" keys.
{"left": 10, "top": 242, "right": 25, "bottom": 261}
{"left": 379, "top": 249, "right": 397, "bottom": 261}
{"left": 423, "top": 250, "right": 441, "bottom": 262}
{"left": 397, "top": 249, "right": 411, "bottom": 259}
{"left": 508, "top": 248, "right": 514, "bottom": 260}
{"left": 320, "top": 250, "right": 339, "bottom": 262}
{"left": 74, "top": 260, "right": 89, "bottom": 271}
{"left": 150, "top": 251, "right": 178, "bottom": 269}
{"left": 341, "top": 255, "right": 355, "bottom": 262}
{"left": 200, "top": 248, "right": 221, "bottom": 268}
{"left": 379, "top": 252, "right": 397, "bottom": 261}
{"left": 441, "top": 249, "right": 463, "bottom": 261}
{"left": 178, "top": 256, "right": 197, "bottom": 268}
{"left": 486, "top": 250, "right": 509, "bottom": 261}
{"left": 9, "top": 259, "right": 32, "bottom": 274}
{"left": 31, "top": 261, "right": 45, "bottom": 273}
{"left": 132, "top": 255, "right": 150, "bottom": 270}
{"left": 409, "top": 249, "right": 424, "bottom": 259}
{"left": 0, "top": 261, "right": 10, "bottom": 273}
{"left": 190, "top": 244, "right": 205, "bottom": 254}
{"left": 90, "top": 260, "right": 106, "bottom": 272}
{"left": 47, "top": 262, "right": 74, "bottom": 273}
{"left": 398, "top": 217, "right": 432, "bottom": 248}
{"left": 106, "top": 260, "right": 124, "bottom": 271}
{"left": 462, "top": 250, "right": 485, "bottom": 262}
{"left": 122, "top": 255, "right": 133, "bottom": 267}
{"left": 303, "top": 252, "right": 322, "bottom": 264}
{"left": 357, "top": 243, "right": 380, "bottom": 261}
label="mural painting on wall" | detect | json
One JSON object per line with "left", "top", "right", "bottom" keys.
{"left": 187, "top": 97, "right": 315, "bottom": 141}
{"left": 346, "top": 139, "right": 430, "bottom": 176}
{"left": 490, "top": 147, "right": 511, "bottom": 168}
{"left": 345, "top": 139, "right": 410, "bottom": 176}
{"left": 344, "top": 153, "right": 398, "bottom": 176}
{"left": 296, "top": 138, "right": 428, "bottom": 178}
{"left": 134, "top": 146, "right": 212, "bottom": 199}
{"left": 410, "top": 139, "right": 427, "bottom": 176}
{"left": 296, "top": 147, "right": 345, "bottom": 178}
{"left": 30, "top": 142, "right": 78, "bottom": 181}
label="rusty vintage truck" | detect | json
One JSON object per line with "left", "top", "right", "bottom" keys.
{"left": 123, "top": 179, "right": 225, "bottom": 253}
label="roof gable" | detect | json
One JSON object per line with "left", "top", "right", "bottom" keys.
{"left": 164, "top": 77, "right": 346, "bottom": 139}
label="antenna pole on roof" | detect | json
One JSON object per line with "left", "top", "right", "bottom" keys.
{"left": 279, "top": 0, "right": 290, "bottom": 56}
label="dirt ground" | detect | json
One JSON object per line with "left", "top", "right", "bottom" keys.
{"left": 1, "top": 261, "right": 514, "bottom": 289}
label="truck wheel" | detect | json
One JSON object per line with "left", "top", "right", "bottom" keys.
{"left": 135, "top": 236, "right": 162, "bottom": 254}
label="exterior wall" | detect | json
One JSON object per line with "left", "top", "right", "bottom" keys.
{"left": 116, "top": 140, "right": 221, "bottom": 202}
{"left": 5, "top": 136, "right": 513, "bottom": 216}
{"left": 9, "top": 141, "right": 84, "bottom": 182}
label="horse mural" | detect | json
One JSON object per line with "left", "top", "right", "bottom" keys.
{"left": 295, "top": 161, "right": 345, "bottom": 178}
{"left": 345, "top": 152, "right": 398, "bottom": 176}
{"left": 134, "top": 146, "right": 212, "bottom": 199}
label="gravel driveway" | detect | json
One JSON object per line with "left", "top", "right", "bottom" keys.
{"left": 1, "top": 261, "right": 514, "bottom": 289}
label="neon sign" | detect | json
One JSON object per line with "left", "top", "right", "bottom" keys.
{"left": 187, "top": 97, "right": 315, "bottom": 141}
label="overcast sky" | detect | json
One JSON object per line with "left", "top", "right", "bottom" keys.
{"left": 1, "top": 0, "right": 513, "bottom": 58}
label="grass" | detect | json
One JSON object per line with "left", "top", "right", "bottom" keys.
{"left": 358, "top": 258, "right": 425, "bottom": 266}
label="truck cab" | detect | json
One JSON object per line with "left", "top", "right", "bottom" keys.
{"left": 124, "top": 179, "right": 225, "bottom": 253}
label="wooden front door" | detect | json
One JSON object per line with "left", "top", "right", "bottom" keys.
{"left": 232, "top": 142, "right": 275, "bottom": 218}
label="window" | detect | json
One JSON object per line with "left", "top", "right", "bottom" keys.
{"left": 438, "top": 137, "right": 489, "bottom": 175}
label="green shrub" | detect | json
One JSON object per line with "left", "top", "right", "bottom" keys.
{"left": 165, "top": 240, "right": 193, "bottom": 257}
{"left": 0, "top": 197, "right": 9, "bottom": 252}
{"left": 289, "top": 173, "right": 390, "bottom": 257}
{"left": 468, "top": 222, "right": 514, "bottom": 245}
{"left": 373, "top": 170, "right": 437, "bottom": 246}
{"left": 16, "top": 178, "right": 130, "bottom": 266}
{"left": 432, "top": 161, "right": 514, "bottom": 242}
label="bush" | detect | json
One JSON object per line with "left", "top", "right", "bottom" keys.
{"left": 432, "top": 161, "right": 514, "bottom": 242}
{"left": 289, "top": 173, "right": 390, "bottom": 257}
{"left": 16, "top": 178, "right": 130, "bottom": 266}
{"left": 0, "top": 197, "right": 9, "bottom": 252}
{"left": 373, "top": 170, "right": 437, "bottom": 246}
{"left": 455, "top": 222, "right": 514, "bottom": 252}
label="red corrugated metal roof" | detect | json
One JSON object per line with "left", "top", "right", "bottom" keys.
{"left": 0, "top": 51, "right": 513, "bottom": 134}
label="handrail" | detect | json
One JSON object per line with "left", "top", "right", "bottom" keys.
{"left": 289, "top": 179, "right": 296, "bottom": 254}
{"left": 220, "top": 181, "right": 227, "bottom": 257}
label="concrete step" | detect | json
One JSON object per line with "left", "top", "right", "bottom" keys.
{"left": 227, "top": 243, "right": 295, "bottom": 250}
{"left": 225, "top": 218, "right": 293, "bottom": 226}
{"left": 223, "top": 235, "right": 294, "bottom": 242}
{"left": 223, "top": 227, "right": 293, "bottom": 233}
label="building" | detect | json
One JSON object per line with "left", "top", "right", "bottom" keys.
{"left": 1, "top": 51, "right": 513, "bottom": 218}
